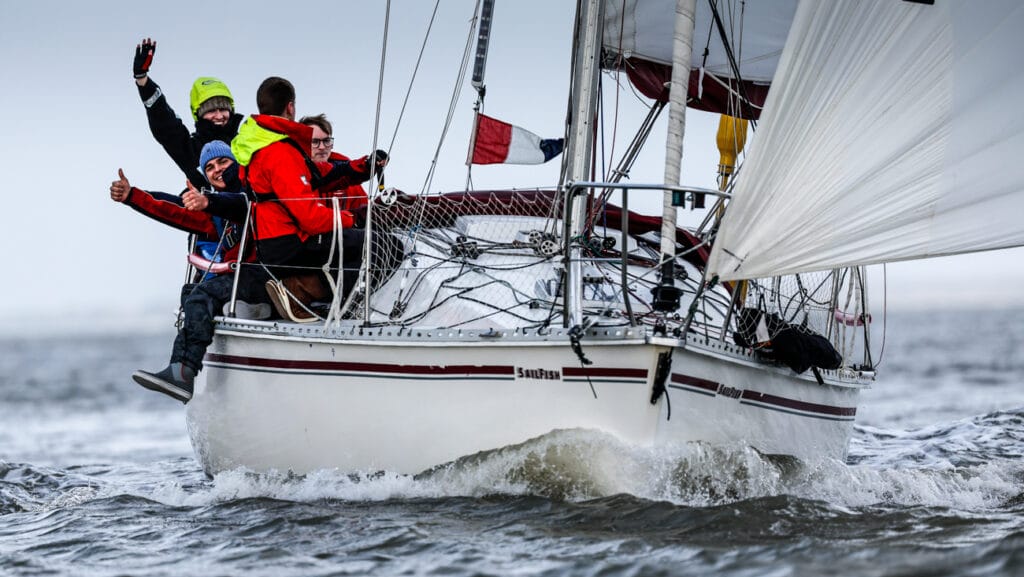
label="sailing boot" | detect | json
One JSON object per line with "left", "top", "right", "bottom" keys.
{"left": 132, "top": 362, "right": 196, "bottom": 403}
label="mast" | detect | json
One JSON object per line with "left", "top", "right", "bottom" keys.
{"left": 465, "top": 0, "right": 496, "bottom": 189}
{"left": 652, "top": 0, "right": 697, "bottom": 312}
{"left": 563, "top": 0, "right": 604, "bottom": 328}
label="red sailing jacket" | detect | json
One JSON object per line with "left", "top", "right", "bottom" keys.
{"left": 123, "top": 187, "right": 254, "bottom": 266}
{"left": 321, "top": 151, "right": 369, "bottom": 212}
{"left": 235, "top": 115, "right": 373, "bottom": 243}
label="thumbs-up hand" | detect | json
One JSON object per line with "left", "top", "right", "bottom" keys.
{"left": 183, "top": 180, "right": 209, "bottom": 211}
{"left": 110, "top": 168, "right": 131, "bottom": 203}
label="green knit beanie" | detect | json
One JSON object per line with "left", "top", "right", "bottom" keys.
{"left": 189, "top": 77, "right": 234, "bottom": 121}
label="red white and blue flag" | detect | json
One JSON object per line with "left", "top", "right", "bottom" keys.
{"left": 468, "top": 113, "right": 564, "bottom": 165}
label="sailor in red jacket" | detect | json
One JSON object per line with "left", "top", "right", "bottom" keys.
{"left": 113, "top": 173, "right": 248, "bottom": 267}
{"left": 301, "top": 113, "right": 369, "bottom": 213}
{"left": 110, "top": 141, "right": 271, "bottom": 403}
{"left": 230, "top": 76, "right": 387, "bottom": 297}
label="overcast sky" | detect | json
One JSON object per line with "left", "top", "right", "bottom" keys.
{"left": 1, "top": 0, "right": 1020, "bottom": 334}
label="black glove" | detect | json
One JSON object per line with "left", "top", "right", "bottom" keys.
{"left": 371, "top": 149, "right": 389, "bottom": 167}
{"left": 133, "top": 39, "right": 156, "bottom": 79}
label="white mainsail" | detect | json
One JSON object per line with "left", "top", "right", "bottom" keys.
{"left": 707, "top": 0, "right": 1024, "bottom": 281}
{"left": 602, "top": 0, "right": 796, "bottom": 82}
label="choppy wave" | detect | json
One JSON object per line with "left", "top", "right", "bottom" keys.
{"left": 3, "top": 313, "right": 1024, "bottom": 576}
{"left": 5, "top": 409, "right": 1023, "bottom": 514}
{"left": 4, "top": 418, "right": 1024, "bottom": 577}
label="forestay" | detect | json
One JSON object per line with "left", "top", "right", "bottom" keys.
{"left": 708, "top": 0, "right": 1024, "bottom": 281}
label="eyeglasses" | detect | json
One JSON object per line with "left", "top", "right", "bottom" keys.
{"left": 311, "top": 137, "right": 334, "bottom": 148}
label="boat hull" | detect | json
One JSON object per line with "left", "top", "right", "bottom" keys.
{"left": 661, "top": 339, "right": 860, "bottom": 460}
{"left": 185, "top": 324, "right": 863, "bottom": 475}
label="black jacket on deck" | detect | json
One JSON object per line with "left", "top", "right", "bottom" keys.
{"left": 137, "top": 78, "right": 245, "bottom": 189}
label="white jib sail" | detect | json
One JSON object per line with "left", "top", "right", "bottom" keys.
{"left": 707, "top": 0, "right": 1024, "bottom": 281}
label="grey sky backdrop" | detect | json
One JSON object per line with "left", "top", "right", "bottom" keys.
{"left": 1, "top": 0, "right": 1021, "bottom": 334}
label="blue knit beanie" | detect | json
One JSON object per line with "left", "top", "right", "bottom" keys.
{"left": 198, "top": 140, "right": 235, "bottom": 175}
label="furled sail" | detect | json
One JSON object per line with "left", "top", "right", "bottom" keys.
{"left": 602, "top": 0, "right": 797, "bottom": 118}
{"left": 707, "top": 0, "right": 1024, "bottom": 281}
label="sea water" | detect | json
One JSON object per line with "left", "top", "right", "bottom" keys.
{"left": 2, "top": 309, "right": 1023, "bottom": 576}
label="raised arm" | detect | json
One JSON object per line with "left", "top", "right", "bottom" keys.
{"left": 131, "top": 38, "right": 207, "bottom": 189}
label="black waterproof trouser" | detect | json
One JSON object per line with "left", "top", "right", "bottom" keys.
{"left": 171, "top": 267, "right": 271, "bottom": 372}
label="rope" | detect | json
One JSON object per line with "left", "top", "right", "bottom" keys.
{"left": 324, "top": 197, "right": 345, "bottom": 325}
{"left": 567, "top": 325, "right": 597, "bottom": 399}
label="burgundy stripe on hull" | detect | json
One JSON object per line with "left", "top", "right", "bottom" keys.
{"left": 740, "top": 390, "right": 857, "bottom": 419}
{"left": 563, "top": 367, "right": 649, "bottom": 380}
{"left": 205, "top": 353, "right": 515, "bottom": 377}
{"left": 668, "top": 372, "right": 856, "bottom": 421}
{"left": 669, "top": 373, "right": 719, "bottom": 396}
{"left": 205, "top": 353, "right": 649, "bottom": 383}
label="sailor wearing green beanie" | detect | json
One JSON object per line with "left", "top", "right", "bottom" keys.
{"left": 131, "top": 38, "right": 245, "bottom": 189}
{"left": 190, "top": 77, "right": 235, "bottom": 122}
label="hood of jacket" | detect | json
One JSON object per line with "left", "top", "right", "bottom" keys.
{"left": 230, "top": 115, "right": 314, "bottom": 167}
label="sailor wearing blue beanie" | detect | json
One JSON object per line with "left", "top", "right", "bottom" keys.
{"left": 198, "top": 140, "right": 235, "bottom": 175}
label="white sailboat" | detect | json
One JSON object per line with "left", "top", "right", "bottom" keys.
{"left": 184, "top": 0, "right": 1024, "bottom": 476}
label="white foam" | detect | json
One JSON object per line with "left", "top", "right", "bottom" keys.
{"left": 126, "top": 428, "right": 1024, "bottom": 511}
